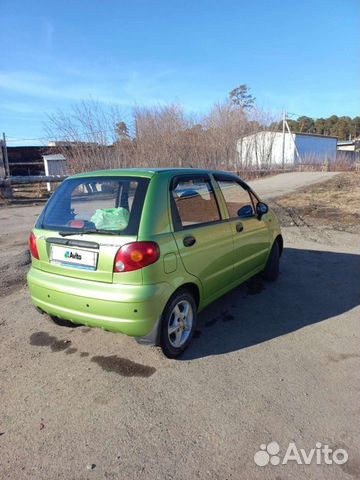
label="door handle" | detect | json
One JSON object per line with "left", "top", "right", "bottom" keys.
{"left": 183, "top": 235, "right": 196, "bottom": 247}
{"left": 236, "top": 222, "right": 244, "bottom": 233}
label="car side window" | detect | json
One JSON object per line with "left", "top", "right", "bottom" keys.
{"left": 171, "top": 177, "right": 221, "bottom": 228}
{"left": 217, "top": 180, "right": 255, "bottom": 218}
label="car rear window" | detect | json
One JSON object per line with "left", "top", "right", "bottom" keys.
{"left": 37, "top": 176, "right": 149, "bottom": 235}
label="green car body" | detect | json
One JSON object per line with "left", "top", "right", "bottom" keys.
{"left": 28, "top": 168, "right": 282, "bottom": 356}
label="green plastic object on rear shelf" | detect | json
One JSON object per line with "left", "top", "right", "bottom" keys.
{"left": 90, "top": 207, "right": 130, "bottom": 230}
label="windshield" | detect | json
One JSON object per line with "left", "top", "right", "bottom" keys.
{"left": 37, "top": 176, "right": 149, "bottom": 235}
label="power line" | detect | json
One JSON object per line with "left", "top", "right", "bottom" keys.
{"left": 287, "top": 112, "right": 305, "bottom": 118}
{"left": 6, "top": 127, "right": 118, "bottom": 143}
{"left": 6, "top": 136, "right": 49, "bottom": 142}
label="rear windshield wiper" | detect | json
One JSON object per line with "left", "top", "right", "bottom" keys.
{"left": 59, "top": 229, "right": 119, "bottom": 237}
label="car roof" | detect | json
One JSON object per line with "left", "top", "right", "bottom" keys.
{"left": 69, "top": 167, "right": 239, "bottom": 180}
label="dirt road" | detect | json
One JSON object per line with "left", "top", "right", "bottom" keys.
{"left": 0, "top": 171, "right": 359, "bottom": 480}
{"left": 249, "top": 171, "right": 340, "bottom": 199}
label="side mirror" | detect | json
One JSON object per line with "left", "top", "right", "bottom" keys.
{"left": 256, "top": 202, "right": 269, "bottom": 220}
{"left": 237, "top": 204, "right": 254, "bottom": 219}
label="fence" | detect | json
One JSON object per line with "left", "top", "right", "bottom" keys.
{"left": 0, "top": 175, "right": 68, "bottom": 201}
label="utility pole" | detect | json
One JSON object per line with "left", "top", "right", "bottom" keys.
{"left": 2, "top": 132, "right": 10, "bottom": 177}
{"left": 281, "top": 110, "right": 286, "bottom": 167}
{"left": 0, "top": 139, "right": 5, "bottom": 178}
{"left": 0, "top": 132, "right": 13, "bottom": 199}
{"left": 284, "top": 119, "right": 302, "bottom": 163}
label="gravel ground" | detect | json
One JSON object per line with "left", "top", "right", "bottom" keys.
{"left": 0, "top": 172, "right": 359, "bottom": 480}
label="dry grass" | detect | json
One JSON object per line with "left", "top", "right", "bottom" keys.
{"left": 272, "top": 173, "right": 360, "bottom": 233}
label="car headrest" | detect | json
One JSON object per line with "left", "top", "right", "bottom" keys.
{"left": 178, "top": 189, "right": 200, "bottom": 199}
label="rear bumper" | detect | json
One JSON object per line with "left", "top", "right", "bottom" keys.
{"left": 27, "top": 267, "right": 172, "bottom": 337}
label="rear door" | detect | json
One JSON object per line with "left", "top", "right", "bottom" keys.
{"left": 213, "top": 174, "right": 271, "bottom": 280}
{"left": 170, "top": 174, "right": 234, "bottom": 302}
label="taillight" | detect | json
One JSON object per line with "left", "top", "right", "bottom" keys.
{"left": 114, "top": 242, "right": 160, "bottom": 272}
{"left": 68, "top": 220, "right": 85, "bottom": 228}
{"left": 29, "top": 232, "right": 40, "bottom": 260}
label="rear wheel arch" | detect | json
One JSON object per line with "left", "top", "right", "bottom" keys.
{"left": 172, "top": 283, "right": 200, "bottom": 310}
{"left": 136, "top": 282, "right": 200, "bottom": 347}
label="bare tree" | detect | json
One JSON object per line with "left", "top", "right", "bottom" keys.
{"left": 46, "top": 97, "right": 273, "bottom": 175}
{"left": 45, "top": 99, "right": 130, "bottom": 173}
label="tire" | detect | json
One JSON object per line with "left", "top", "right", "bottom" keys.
{"left": 159, "top": 290, "right": 197, "bottom": 358}
{"left": 263, "top": 241, "right": 280, "bottom": 282}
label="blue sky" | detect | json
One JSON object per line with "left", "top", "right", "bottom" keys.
{"left": 1, "top": 0, "right": 359, "bottom": 145}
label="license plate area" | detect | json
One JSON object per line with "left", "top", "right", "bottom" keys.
{"left": 50, "top": 245, "right": 98, "bottom": 270}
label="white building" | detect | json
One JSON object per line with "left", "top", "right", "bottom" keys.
{"left": 337, "top": 139, "right": 359, "bottom": 152}
{"left": 42, "top": 153, "right": 67, "bottom": 191}
{"left": 337, "top": 139, "right": 360, "bottom": 163}
{"left": 237, "top": 131, "right": 337, "bottom": 168}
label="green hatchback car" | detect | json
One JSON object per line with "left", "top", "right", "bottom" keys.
{"left": 28, "top": 168, "right": 282, "bottom": 357}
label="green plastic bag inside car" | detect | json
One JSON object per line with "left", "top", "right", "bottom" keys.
{"left": 90, "top": 207, "right": 130, "bottom": 230}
